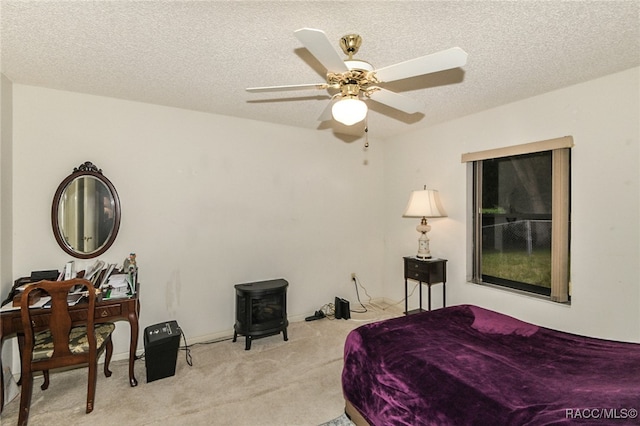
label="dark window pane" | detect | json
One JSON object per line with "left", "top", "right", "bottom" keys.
{"left": 482, "top": 152, "right": 552, "bottom": 215}
{"left": 481, "top": 151, "right": 552, "bottom": 291}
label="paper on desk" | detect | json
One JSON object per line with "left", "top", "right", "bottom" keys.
{"left": 101, "top": 274, "right": 134, "bottom": 299}
{"left": 99, "top": 263, "right": 117, "bottom": 288}
{"left": 84, "top": 259, "right": 105, "bottom": 281}
{"left": 103, "top": 274, "right": 132, "bottom": 290}
{"left": 104, "top": 274, "right": 128, "bottom": 286}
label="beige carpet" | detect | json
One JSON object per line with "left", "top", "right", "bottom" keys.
{"left": 1, "top": 303, "right": 400, "bottom": 425}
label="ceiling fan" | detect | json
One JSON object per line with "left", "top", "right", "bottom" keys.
{"left": 246, "top": 28, "right": 468, "bottom": 126}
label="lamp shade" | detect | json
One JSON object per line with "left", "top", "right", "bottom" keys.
{"left": 332, "top": 97, "right": 368, "bottom": 126}
{"left": 403, "top": 189, "right": 446, "bottom": 218}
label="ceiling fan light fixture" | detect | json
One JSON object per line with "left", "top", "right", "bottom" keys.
{"left": 332, "top": 97, "right": 367, "bottom": 126}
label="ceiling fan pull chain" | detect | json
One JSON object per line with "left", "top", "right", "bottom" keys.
{"left": 364, "top": 121, "right": 370, "bottom": 149}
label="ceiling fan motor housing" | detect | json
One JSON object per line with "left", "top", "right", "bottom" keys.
{"left": 339, "top": 34, "right": 362, "bottom": 57}
{"left": 327, "top": 60, "right": 377, "bottom": 97}
{"left": 340, "top": 83, "right": 360, "bottom": 97}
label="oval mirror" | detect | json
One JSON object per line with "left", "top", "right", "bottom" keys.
{"left": 51, "top": 161, "right": 121, "bottom": 259}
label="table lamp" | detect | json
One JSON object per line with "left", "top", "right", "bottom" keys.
{"left": 403, "top": 187, "right": 446, "bottom": 259}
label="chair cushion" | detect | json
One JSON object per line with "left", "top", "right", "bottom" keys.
{"left": 32, "top": 323, "right": 115, "bottom": 361}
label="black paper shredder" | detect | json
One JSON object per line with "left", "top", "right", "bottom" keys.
{"left": 144, "top": 320, "right": 181, "bottom": 383}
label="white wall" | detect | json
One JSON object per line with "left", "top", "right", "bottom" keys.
{"left": 1, "top": 75, "right": 13, "bottom": 293}
{"left": 10, "top": 85, "right": 385, "bottom": 361}
{"left": 383, "top": 67, "right": 640, "bottom": 342}
{"left": 1, "top": 75, "right": 15, "bottom": 371}
{"left": 5, "top": 66, "right": 639, "bottom": 374}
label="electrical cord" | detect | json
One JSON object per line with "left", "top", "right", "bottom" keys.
{"left": 190, "top": 336, "right": 235, "bottom": 345}
{"left": 180, "top": 327, "right": 193, "bottom": 367}
{"left": 388, "top": 282, "right": 419, "bottom": 308}
{"left": 351, "top": 275, "right": 368, "bottom": 313}
{"left": 178, "top": 334, "right": 236, "bottom": 367}
{"left": 351, "top": 273, "right": 419, "bottom": 311}
{"left": 320, "top": 302, "right": 336, "bottom": 319}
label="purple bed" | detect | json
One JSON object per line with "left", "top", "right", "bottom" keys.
{"left": 342, "top": 305, "right": 640, "bottom": 425}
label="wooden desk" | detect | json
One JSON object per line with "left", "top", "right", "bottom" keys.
{"left": 0, "top": 291, "right": 140, "bottom": 412}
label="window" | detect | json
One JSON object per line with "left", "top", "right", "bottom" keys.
{"left": 462, "top": 137, "right": 572, "bottom": 302}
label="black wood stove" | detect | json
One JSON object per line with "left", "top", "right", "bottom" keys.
{"left": 233, "top": 278, "right": 288, "bottom": 350}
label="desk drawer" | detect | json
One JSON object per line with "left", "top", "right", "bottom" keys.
{"left": 407, "top": 269, "right": 431, "bottom": 281}
{"left": 69, "top": 304, "right": 122, "bottom": 321}
{"left": 95, "top": 304, "right": 121, "bottom": 319}
{"left": 407, "top": 260, "right": 433, "bottom": 274}
{"left": 12, "top": 314, "right": 50, "bottom": 330}
{"left": 404, "top": 259, "right": 446, "bottom": 283}
{"left": 9, "top": 304, "right": 122, "bottom": 329}
{"left": 11, "top": 313, "right": 53, "bottom": 332}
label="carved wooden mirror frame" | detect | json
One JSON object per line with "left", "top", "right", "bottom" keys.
{"left": 51, "top": 161, "right": 121, "bottom": 259}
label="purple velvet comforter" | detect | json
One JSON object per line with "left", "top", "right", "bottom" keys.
{"left": 342, "top": 305, "right": 640, "bottom": 425}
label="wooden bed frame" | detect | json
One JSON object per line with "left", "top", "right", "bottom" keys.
{"left": 345, "top": 400, "right": 369, "bottom": 426}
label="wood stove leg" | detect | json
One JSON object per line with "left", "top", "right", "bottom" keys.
{"left": 245, "top": 336, "right": 252, "bottom": 350}
{"left": 282, "top": 328, "right": 288, "bottom": 342}
{"left": 232, "top": 331, "right": 237, "bottom": 342}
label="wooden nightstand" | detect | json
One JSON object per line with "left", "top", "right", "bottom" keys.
{"left": 403, "top": 257, "right": 447, "bottom": 315}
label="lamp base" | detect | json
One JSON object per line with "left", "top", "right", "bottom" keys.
{"left": 416, "top": 227, "right": 432, "bottom": 259}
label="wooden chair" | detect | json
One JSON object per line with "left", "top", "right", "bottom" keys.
{"left": 18, "top": 278, "right": 115, "bottom": 425}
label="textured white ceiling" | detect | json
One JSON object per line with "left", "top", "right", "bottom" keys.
{"left": 1, "top": 1, "right": 638, "bottom": 140}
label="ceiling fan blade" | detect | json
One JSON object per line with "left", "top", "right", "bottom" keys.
{"left": 246, "top": 83, "right": 328, "bottom": 93}
{"left": 294, "top": 28, "right": 349, "bottom": 73}
{"left": 368, "top": 88, "right": 424, "bottom": 114}
{"left": 374, "top": 47, "right": 468, "bottom": 82}
{"left": 317, "top": 99, "right": 336, "bottom": 122}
